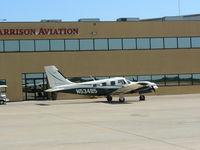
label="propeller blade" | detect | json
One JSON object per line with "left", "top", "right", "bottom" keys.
{"left": 152, "top": 86, "right": 156, "bottom": 92}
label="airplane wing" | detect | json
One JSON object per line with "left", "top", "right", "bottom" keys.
{"left": 111, "top": 82, "right": 157, "bottom": 95}
{"left": 112, "top": 83, "right": 143, "bottom": 95}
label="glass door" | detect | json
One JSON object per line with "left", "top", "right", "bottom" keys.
{"left": 22, "top": 73, "right": 48, "bottom": 100}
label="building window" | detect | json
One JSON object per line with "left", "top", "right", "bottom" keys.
{"left": 80, "top": 39, "right": 93, "bottom": 50}
{"left": 94, "top": 39, "right": 108, "bottom": 50}
{"left": 0, "top": 79, "right": 6, "bottom": 85}
{"left": 95, "top": 76, "right": 108, "bottom": 80}
{"left": 178, "top": 38, "right": 191, "bottom": 48}
{"left": 124, "top": 76, "right": 134, "bottom": 81}
{"left": 132, "top": 76, "right": 138, "bottom": 81}
{"left": 0, "top": 40, "right": 4, "bottom": 52}
{"left": 25, "top": 73, "right": 44, "bottom": 78}
{"left": 5, "top": 40, "right": 19, "bottom": 52}
{"left": 2, "top": 36, "right": 200, "bottom": 53}
{"left": 50, "top": 40, "right": 64, "bottom": 51}
{"left": 123, "top": 38, "right": 136, "bottom": 50}
{"left": 192, "top": 74, "right": 200, "bottom": 85}
{"left": 0, "top": 79, "right": 6, "bottom": 93}
{"left": 151, "top": 38, "right": 164, "bottom": 49}
{"left": 80, "top": 77, "right": 93, "bottom": 82}
{"left": 165, "top": 74, "right": 179, "bottom": 86}
{"left": 179, "top": 74, "right": 192, "bottom": 86}
{"left": 109, "top": 39, "right": 122, "bottom": 50}
{"left": 20, "top": 40, "right": 35, "bottom": 52}
{"left": 164, "top": 38, "right": 177, "bottom": 49}
{"left": 65, "top": 39, "right": 79, "bottom": 51}
{"left": 152, "top": 75, "right": 165, "bottom": 86}
{"left": 35, "top": 40, "right": 49, "bottom": 51}
{"left": 138, "top": 75, "right": 151, "bottom": 81}
{"left": 191, "top": 37, "right": 200, "bottom": 48}
{"left": 137, "top": 38, "right": 150, "bottom": 49}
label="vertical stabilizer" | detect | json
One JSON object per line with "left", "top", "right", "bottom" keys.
{"left": 44, "top": 66, "right": 72, "bottom": 88}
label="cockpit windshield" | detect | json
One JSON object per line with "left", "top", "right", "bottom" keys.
{"left": 126, "top": 80, "right": 131, "bottom": 84}
{"left": 118, "top": 80, "right": 126, "bottom": 85}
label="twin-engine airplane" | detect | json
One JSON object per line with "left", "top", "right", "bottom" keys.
{"left": 44, "top": 66, "right": 158, "bottom": 102}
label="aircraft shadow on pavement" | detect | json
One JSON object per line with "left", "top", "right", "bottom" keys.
{"left": 93, "top": 100, "right": 139, "bottom": 105}
{"left": 35, "top": 103, "right": 50, "bottom": 106}
{"left": 35, "top": 99, "right": 140, "bottom": 106}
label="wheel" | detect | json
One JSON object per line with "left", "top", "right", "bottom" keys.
{"left": 139, "top": 95, "right": 145, "bottom": 101}
{"left": 0, "top": 100, "right": 4, "bottom": 105}
{"left": 119, "top": 97, "right": 125, "bottom": 103}
{"left": 107, "top": 95, "right": 112, "bottom": 102}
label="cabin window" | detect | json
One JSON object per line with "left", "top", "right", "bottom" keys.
{"left": 111, "top": 81, "right": 115, "bottom": 86}
{"left": 102, "top": 82, "right": 107, "bottom": 86}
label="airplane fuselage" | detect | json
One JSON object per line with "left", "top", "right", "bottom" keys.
{"left": 46, "top": 77, "right": 157, "bottom": 96}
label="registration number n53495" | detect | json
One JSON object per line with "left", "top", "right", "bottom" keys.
{"left": 76, "top": 89, "right": 98, "bottom": 94}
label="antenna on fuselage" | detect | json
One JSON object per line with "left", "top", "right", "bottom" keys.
{"left": 90, "top": 75, "right": 96, "bottom": 81}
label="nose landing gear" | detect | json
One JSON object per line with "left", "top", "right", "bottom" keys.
{"left": 119, "top": 96, "right": 125, "bottom": 103}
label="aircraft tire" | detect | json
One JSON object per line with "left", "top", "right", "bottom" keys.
{"left": 139, "top": 95, "right": 145, "bottom": 101}
{"left": 119, "top": 97, "right": 125, "bottom": 103}
{"left": 0, "top": 100, "right": 4, "bottom": 105}
{"left": 107, "top": 95, "right": 112, "bottom": 102}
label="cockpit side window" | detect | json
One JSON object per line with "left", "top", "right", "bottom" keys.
{"left": 118, "top": 80, "right": 126, "bottom": 85}
{"left": 127, "top": 80, "right": 131, "bottom": 84}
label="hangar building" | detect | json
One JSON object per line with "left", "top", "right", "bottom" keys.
{"left": 1, "top": 14, "right": 200, "bottom": 101}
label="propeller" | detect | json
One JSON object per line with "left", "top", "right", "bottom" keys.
{"left": 152, "top": 86, "right": 156, "bottom": 92}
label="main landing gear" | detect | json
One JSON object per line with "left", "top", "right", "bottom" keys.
{"left": 139, "top": 95, "right": 145, "bottom": 101}
{"left": 106, "top": 95, "right": 125, "bottom": 103}
{"left": 106, "top": 95, "right": 146, "bottom": 103}
{"left": 119, "top": 96, "right": 125, "bottom": 103}
{"left": 106, "top": 95, "right": 113, "bottom": 102}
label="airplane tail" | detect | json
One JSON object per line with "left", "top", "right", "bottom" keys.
{"left": 44, "top": 66, "right": 73, "bottom": 88}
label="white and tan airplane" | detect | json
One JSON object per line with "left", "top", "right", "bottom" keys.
{"left": 44, "top": 66, "right": 158, "bottom": 102}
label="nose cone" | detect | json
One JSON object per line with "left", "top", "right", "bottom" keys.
{"left": 153, "top": 85, "right": 158, "bottom": 90}
{"left": 150, "top": 83, "right": 158, "bottom": 92}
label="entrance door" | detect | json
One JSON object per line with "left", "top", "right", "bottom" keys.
{"left": 22, "top": 73, "right": 48, "bottom": 100}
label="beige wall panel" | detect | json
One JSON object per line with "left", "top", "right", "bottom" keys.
{"left": 1, "top": 49, "right": 200, "bottom": 78}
